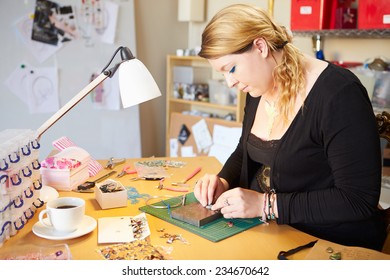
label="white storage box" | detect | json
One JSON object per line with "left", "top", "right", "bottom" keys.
{"left": 173, "top": 66, "right": 211, "bottom": 84}
{"left": 208, "top": 79, "right": 236, "bottom": 105}
{"left": 40, "top": 147, "right": 90, "bottom": 191}
{"left": 95, "top": 179, "right": 127, "bottom": 209}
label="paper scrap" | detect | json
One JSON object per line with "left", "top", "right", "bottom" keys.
{"left": 181, "top": 146, "right": 196, "bottom": 157}
{"left": 170, "top": 138, "right": 179, "bottom": 157}
{"left": 192, "top": 119, "right": 212, "bottom": 153}
{"left": 208, "top": 125, "right": 242, "bottom": 164}
{"left": 26, "top": 66, "right": 59, "bottom": 114}
{"left": 97, "top": 1, "right": 118, "bottom": 44}
{"left": 90, "top": 72, "right": 120, "bottom": 110}
{"left": 14, "top": 14, "right": 62, "bottom": 63}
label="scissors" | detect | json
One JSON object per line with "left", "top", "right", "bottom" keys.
{"left": 117, "top": 165, "right": 137, "bottom": 178}
{"left": 105, "top": 157, "right": 125, "bottom": 169}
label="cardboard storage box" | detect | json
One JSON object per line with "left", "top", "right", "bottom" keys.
{"left": 208, "top": 79, "right": 236, "bottom": 106}
{"left": 358, "top": 0, "right": 390, "bottom": 29}
{"left": 95, "top": 179, "right": 127, "bottom": 209}
{"left": 173, "top": 66, "right": 211, "bottom": 84}
{"left": 290, "top": 0, "right": 333, "bottom": 30}
{"left": 40, "top": 147, "right": 90, "bottom": 191}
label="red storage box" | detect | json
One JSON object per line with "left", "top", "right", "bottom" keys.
{"left": 334, "top": 7, "right": 357, "bottom": 29}
{"left": 291, "top": 0, "right": 333, "bottom": 30}
{"left": 358, "top": 0, "right": 390, "bottom": 29}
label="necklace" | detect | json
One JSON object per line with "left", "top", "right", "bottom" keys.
{"left": 264, "top": 99, "right": 279, "bottom": 139}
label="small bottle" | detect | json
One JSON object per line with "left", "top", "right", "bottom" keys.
{"left": 312, "top": 35, "right": 325, "bottom": 60}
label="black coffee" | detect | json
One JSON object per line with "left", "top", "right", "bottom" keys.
{"left": 56, "top": 205, "right": 77, "bottom": 209}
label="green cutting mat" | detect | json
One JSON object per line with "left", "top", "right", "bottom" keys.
{"left": 139, "top": 193, "right": 263, "bottom": 242}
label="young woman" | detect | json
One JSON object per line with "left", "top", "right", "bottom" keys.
{"left": 194, "top": 4, "right": 387, "bottom": 251}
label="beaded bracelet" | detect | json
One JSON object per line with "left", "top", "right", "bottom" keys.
{"left": 268, "top": 192, "right": 276, "bottom": 220}
{"left": 260, "top": 192, "right": 276, "bottom": 223}
{"left": 261, "top": 193, "right": 268, "bottom": 223}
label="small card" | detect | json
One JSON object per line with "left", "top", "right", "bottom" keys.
{"left": 97, "top": 213, "right": 150, "bottom": 244}
{"left": 178, "top": 124, "right": 191, "bottom": 145}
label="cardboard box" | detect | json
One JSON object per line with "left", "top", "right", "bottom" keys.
{"left": 290, "top": 0, "right": 333, "bottom": 30}
{"left": 40, "top": 147, "right": 90, "bottom": 191}
{"left": 40, "top": 164, "right": 89, "bottom": 191}
{"left": 95, "top": 179, "right": 127, "bottom": 209}
{"left": 208, "top": 79, "right": 235, "bottom": 106}
{"left": 358, "top": 0, "right": 390, "bottom": 29}
{"left": 173, "top": 66, "right": 211, "bottom": 84}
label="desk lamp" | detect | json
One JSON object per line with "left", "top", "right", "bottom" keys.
{"left": 0, "top": 47, "right": 161, "bottom": 249}
{"left": 36, "top": 46, "right": 161, "bottom": 139}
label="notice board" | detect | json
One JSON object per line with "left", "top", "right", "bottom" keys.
{"left": 168, "top": 112, "right": 242, "bottom": 163}
{"left": 0, "top": 0, "right": 141, "bottom": 160}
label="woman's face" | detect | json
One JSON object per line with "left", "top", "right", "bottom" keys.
{"left": 208, "top": 39, "right": 275, "bottom": 98}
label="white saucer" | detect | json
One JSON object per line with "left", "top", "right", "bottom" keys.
{"left": 39, "top": 185, "right": 59, "bottom": 203}
{"left": 32, "top": 215, "right": 97, "bottom": 240}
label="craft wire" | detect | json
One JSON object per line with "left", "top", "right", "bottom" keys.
{"left": 182, "top": 194, "right": 186, "bottom": 206}
{"left": 162, "top": 200, "right": 172, "bottom": 218}
{"left": 145, "top": 195, "right": 183, "bottom": 209}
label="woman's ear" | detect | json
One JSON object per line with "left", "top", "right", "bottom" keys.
{"left": 253, "top": 38, "right": 268, "bottom": 57}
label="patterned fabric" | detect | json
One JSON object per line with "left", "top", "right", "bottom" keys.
{"left": 52, "top": 136, "right": 103, "bottom": 176}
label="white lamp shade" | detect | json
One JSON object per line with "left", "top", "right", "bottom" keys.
{"left": 118, "top": 59, "right": 162, "bottom": 108}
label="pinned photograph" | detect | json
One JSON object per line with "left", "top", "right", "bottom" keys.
{"left": 178, "top": 124, "right": 191, "bottom": 145}
{"left": 32, "top": 0, "right": 78, "bottom": 46}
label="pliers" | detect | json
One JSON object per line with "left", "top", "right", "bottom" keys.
{"left": 117, "top": 165, "right": 137, "bottom": 177}
{"left": 105, "top": 157, "right": 125, "bottom": 169}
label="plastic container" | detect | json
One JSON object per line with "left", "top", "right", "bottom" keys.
{"left": 0, "top": 243, "right": 72, "bottom": 260}
{"left": 208, "top": 79, "right": 236, "bottom": 106}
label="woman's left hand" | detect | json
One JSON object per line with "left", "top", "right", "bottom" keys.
{"left": 211, "top": 187, "right": 264, "bottom": 219}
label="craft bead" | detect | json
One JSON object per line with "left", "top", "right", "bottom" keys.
{"left": 329, "top": 252, "right": 341, "bottom": 260}
{"left": 326, "top": 247, "right": 334, "bottom": 253}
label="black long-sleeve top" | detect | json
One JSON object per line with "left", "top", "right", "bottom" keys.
{"left": 218, "top": 63, "right": 387, "bottom": 250}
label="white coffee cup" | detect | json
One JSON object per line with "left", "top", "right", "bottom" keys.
{"left": 38, "top": 197, "right": 85, "bottom": 233}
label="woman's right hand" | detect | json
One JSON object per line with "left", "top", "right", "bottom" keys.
{"left": 194, "top": 174, "right": 229, "bottom": 207}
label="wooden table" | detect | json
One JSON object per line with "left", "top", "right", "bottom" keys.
{"left": 1, "top": 156, "right": 316, "bottom": 260}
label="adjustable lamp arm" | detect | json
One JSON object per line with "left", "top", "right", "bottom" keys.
{"left": 36, "top": 71, "right": 109, "bottom": 140}
{"left": 36, "top": 46, "right": 135, "bottom": 140}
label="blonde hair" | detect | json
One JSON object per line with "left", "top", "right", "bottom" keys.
{"left": 199, "top": 4, "right": 306, "bottom": 123}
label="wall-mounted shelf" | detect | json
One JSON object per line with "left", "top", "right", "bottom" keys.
{"left": 293, "top": 29, "right": 390, "bottom": 39}
{"left": 170, "top": 98, "right": 238, "bottom": 111}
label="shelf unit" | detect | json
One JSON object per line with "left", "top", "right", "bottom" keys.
{"left": 293, "top": 28, "right": 390, "bottom": 38}
{"left": 165, "top": 55, "right": 245, "bottom": 156}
